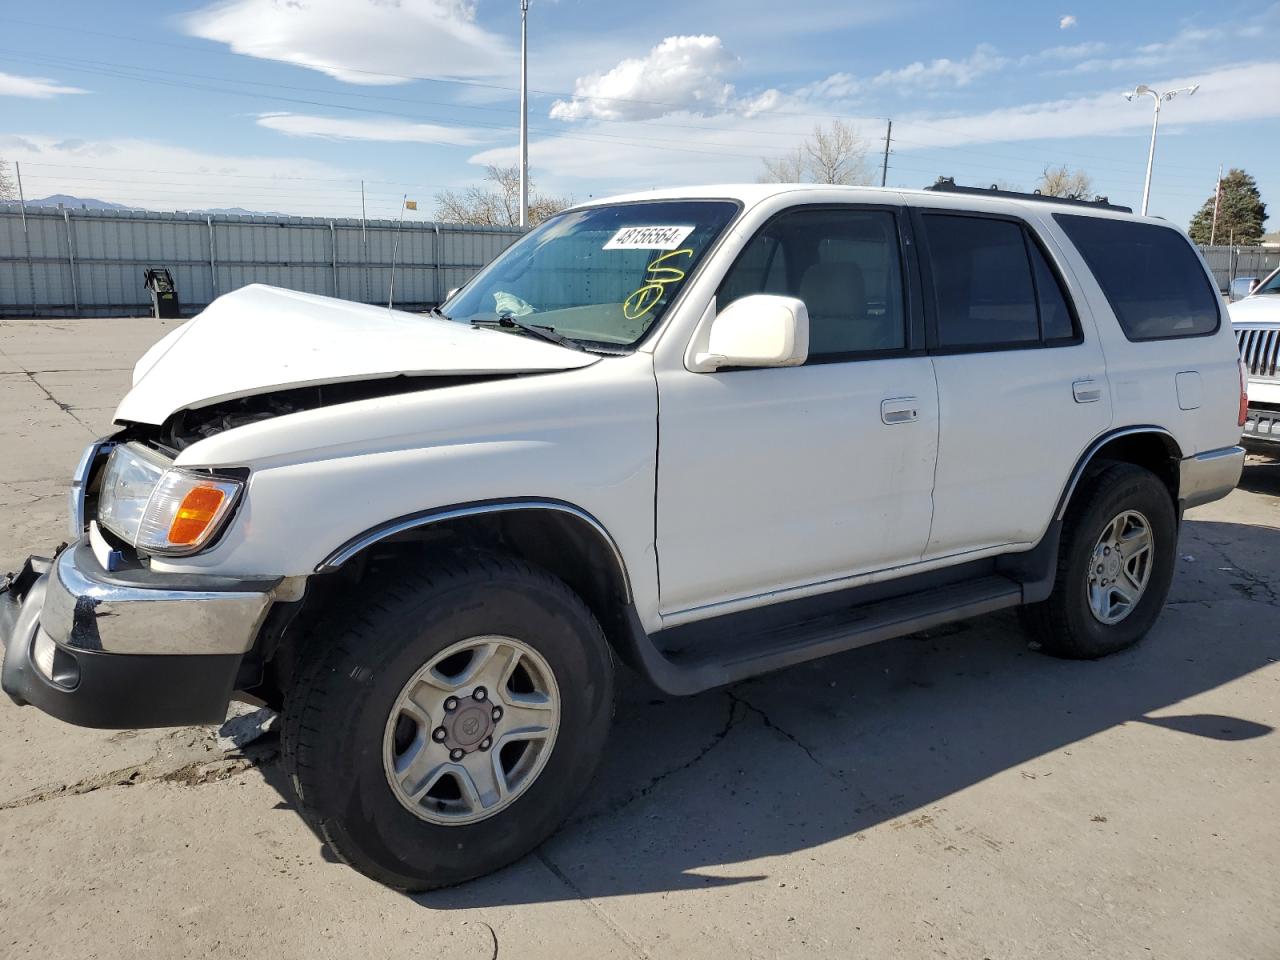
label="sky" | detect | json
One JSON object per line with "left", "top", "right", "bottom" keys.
{"left": 1, "top": 0, "right": 1276, "bottom": 231}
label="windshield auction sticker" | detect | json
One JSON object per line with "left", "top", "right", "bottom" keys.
{"left": 603, "top": 225, "right": 696, "bottom": 250}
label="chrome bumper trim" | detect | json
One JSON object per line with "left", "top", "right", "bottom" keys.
{"left": 1179, "top": 445, "right": 1245, "bottom": 510}
{"left": 40, "top": 540, "right": 278, "bottom": 656}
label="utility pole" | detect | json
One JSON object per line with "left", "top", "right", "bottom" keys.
{"left": 1124, "top": 83, "right": 1198, "bottom": 216}
{"left": 518, "top": 0, "right": 530, "bottom": 228}
{"left": 15, "top": 161, "right": 36, "bottom": 315}
{"left": 880, "top": 119, "right": 892, "bottom": 188}
{"left": 1209, "top": 162, "right": 1222, "bottom": 245}
{"left": 361, "top": 179, "right": 370, "bottom": 303}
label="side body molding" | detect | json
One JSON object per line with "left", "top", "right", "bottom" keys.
{"left": 314, "top": 498, "right": 634, "bottom": 601}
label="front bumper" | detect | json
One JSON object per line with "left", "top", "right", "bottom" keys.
{"left": 1, "top": 540, "right": 278, "bottom": 729}
{"left": 1242, "top": 405, "right": 1280, "bottom": 444}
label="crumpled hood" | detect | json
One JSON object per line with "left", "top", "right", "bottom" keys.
{"left": 115, "top": 284, "right": 596, "bottom": 425}
{"left": 1228, "top": 295, "right": 1280, "bottom": 326}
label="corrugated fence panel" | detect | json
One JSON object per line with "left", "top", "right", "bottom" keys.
{"left": 0, "top": 205, "right": 523, "bottom": 317}
{"left": 1199, "top": 245, "right": 1280, "bottom": 292}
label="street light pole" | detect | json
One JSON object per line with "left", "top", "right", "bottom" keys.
{"left": 1124, "top": 83, "right": 1198, "bottom": 216}
{"left": 518, "top": 0, "right": 529, "bottom": 228}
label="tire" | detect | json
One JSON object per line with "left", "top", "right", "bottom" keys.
{"left": 1021, "top": 462, "right": 1177, "bottom": 660}
{"left": 281, "top": 555, "right": 614, "bottom": 891}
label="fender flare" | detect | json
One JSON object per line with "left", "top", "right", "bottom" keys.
{"left": 313, "top": 497, "right": 633, "bottom": 602}
{"left": 1052, "top": 425, "right": 1181, "bottom": 522}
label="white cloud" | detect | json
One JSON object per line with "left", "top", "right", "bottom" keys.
{"left": 0, "top": 134, "right": 403, "bottom": 218}
{"left": 256, "top": 113, "right": 486, "bottom": 146}
{"left": 0, "top": 71, "right": 87, "bottom": 99}
{"left": 1064, "top": 25, "right": 1225, "bottom": 73}
{"left": 1059, "top": 14, "right": 1078, "bottom": 29}
{"left": 550, "top": 36, "right": 738, "bottom": 122}
{"left": 1031, "top": 41, "right": 1107, "bottom": 62}
{"left": 184, "top": 0, "right": 511, "bottom": 85}
{"left": 800, "top": 45, "right": 1008, "bottom": 101}
{"left": 470, "top": 60, "right": 1280, "bottom": 195}
{"left": 891, "top": 61, "right": 1280, "bottom": 148}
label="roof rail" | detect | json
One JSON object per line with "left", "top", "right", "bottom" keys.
{"left": 923, "top": 176, "right": 1132, "bottom": 213}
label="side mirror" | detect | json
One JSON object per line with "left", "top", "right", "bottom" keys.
{"left": 445, "top": 286, "right": 461, "bottom": 301}
{"left": 1229, "top": 277, "right": 1259, "bottom": 301}
{"left": 692, "top": 294, "right": 809, "bottom": 372}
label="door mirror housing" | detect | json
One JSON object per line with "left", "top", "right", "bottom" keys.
{"left": 692, "top": 295, "right": 810, "bottom": 372}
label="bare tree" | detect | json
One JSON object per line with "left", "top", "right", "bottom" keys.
{"left": 759, "top": 120, "right": 872, "bottom": 186}
{"left": 0, "top": 159, "right": 15, "bottom": 202}
{"left": 1037, "top": 165, "right": 1093, "bottom": 199}
{"left": 434, "top": 165, "right": 571, "bottom": 227}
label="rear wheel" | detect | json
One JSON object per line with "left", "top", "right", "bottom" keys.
{"left": 282, "top": 556, "right": 614, "bottom": 890}
{"left": 1021, "top": 462, "right": 1177, "bottom": 659}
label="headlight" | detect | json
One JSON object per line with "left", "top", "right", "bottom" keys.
{"left": 97, "top": 443, "right": 243, "bottom": 555}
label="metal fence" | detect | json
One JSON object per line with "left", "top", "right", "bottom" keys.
{"left": 0, "top": 204, "right": 525, "bottom": 318}
{"left": 4, "top": 203, "right": 1278, "bottom": 317}
{"left": 1199, "top": 245, "right": 1280, "bottom": 293}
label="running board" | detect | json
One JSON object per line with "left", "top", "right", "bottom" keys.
{"left": 618, "top": 575, "right": 1024, "bottom": 696}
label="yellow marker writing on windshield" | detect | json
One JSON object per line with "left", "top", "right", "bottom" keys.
{"left": 623, "top": 248, "right": 693, "bottom": 321}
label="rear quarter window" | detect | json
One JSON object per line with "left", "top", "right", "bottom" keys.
{"left": 1054, "top": 214, "right": 1220, "bottom": 341}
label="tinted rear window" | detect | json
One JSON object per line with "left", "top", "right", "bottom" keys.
{"left": 1054, "top": 215, "right": 1219, "bottom": 341}
{"left": 925, "top": 215, "right": 1039, "bottom": 348}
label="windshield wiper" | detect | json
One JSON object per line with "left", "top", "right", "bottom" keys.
{"left": 473, "top": 314, "right": 587, "bottom": 352}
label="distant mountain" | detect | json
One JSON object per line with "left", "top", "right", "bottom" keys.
{"left": 190, "top": 206, "right": 285, "bottom": 216}
{"left": 11, "top": 195, "right": 290, "bottom": 217}
{"left": 23, "top": 194, "right": 137, "bottom": 210}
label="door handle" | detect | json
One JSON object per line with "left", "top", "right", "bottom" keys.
{"left": 881, "top": 397, "right": 919, "bottom": 425}
{"left": 1072, "top": 379, "right": 1103, "bottom": 404}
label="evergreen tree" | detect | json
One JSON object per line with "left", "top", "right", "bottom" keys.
{"left": 1189, "top": 168, "right": 1267, "bottom": 245}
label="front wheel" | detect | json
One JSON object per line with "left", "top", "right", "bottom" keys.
{"left": 281, "top": 556, "right": 614, "bottom": 890}
{"left": 1021, "top": 462, "right": 1178, "bottom": 659}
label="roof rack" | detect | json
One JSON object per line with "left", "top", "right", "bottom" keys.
{"left": 923, "top": 176, "right": 1132, "bottom": 213}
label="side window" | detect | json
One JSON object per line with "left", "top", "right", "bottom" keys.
{"left": 923, "top": 214, "right": 1039, "bottom": 348}
{"left": 1029, "top": 240, "right": 1077, "bottom": 342}
{"left": 717, "top": 207, "right": 906, "bottom": 359}
{"left": 1054, "top": 214, "right": 1220, "bottom": 340}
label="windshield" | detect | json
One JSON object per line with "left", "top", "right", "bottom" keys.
{"left": 1254, "top": 268, "right": 1280, "bottom": 295}
{"left": 442, "top": 200, "right": 739, "bottom": 348}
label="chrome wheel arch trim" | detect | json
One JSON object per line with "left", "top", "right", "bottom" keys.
{"left": 1053, "top": 425, "right": 1181, "bottom": 522}
{"left": 313, "top": 498, "right": 633, "bottom": 601}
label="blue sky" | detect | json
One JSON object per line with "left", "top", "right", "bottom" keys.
{"left": 1, "top": 0, "right": 1276, "bottom": 231}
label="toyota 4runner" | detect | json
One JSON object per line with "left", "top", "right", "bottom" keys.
{"left": 1, "top": 182, "right": 1246, "bottom": 890}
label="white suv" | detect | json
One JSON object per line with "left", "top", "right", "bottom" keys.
{"left": 1228, "top": 265, "right": 1280, "bottom": 444}
{"left": 1, "top": 182, "right": 1246, "bottom": 890}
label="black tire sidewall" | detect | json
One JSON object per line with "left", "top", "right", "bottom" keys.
{"left": 294, "top": 565, "right": 613, "bottom": 890}
{"left": 1057, "top": 467, "right": 1177, "bottom": 656}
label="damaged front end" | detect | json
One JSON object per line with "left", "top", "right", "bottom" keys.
{"left": 137, "top": 374, "right": 509, "bottom": 452}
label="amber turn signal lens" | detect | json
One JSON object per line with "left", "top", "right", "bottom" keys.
{"left": 168, "top": 485, "right": 228, "bottom": 545}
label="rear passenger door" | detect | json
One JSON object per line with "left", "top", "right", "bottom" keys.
{"left": 915, "top": 209, "right": 1111, "bottom": 558}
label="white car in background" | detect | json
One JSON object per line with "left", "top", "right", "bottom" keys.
{"left": 1229, "top": 265, "right": 1280, "bottom": 446}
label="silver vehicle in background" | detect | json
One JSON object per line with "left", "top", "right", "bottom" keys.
{"left": 1229, "top": 265, "right": 1280, "bottom": 447}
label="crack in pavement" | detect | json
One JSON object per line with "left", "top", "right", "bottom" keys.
{"left": 726, "top": 688, "right": 843, "bottom": 779}
{"left": 570, "top": 695, "right": 743, "bottom": 826}
{"left": 533, "top": 850, "right": 649, "bottom": 959}
{"left": 0, "top": 340, "right": 98, "bottom": 437}
{"left": 0, "top": 742, "right": 278, "bottom": 811}
{"left": 1196, "top": 536, "right": 1280, "bottom": 608}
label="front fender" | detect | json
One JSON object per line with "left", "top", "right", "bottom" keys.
{"left": 147, "top": 355, "right": 661, "bottom": 626}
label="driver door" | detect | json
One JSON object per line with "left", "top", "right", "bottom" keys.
{"left": 655, "top": 205, "right": 939, "bottom": 617}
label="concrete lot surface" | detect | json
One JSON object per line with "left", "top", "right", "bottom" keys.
{"left": 1, "top": 316, "right": 1278, "bottom": 959}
